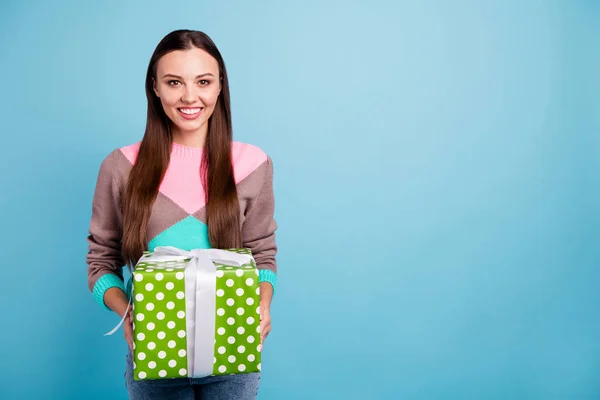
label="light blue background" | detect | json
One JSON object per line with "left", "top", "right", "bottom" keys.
{"left": 0, "top": 1, "right": 598, "bottom": 399}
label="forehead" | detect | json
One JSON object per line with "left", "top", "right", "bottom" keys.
{"left": 156, "top": 48, "right": 219, "bottom": 77}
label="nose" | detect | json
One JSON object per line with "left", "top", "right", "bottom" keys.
{"left": 181, "top": 86, "right": 199, "bottom": 104}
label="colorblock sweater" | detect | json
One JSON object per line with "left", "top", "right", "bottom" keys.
{"left": 86, "top": 141, "right": 277, "bottom": 310}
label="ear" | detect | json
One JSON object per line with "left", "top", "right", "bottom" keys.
{"left": 152, "top": 78, "right": 159, "bottom": 97}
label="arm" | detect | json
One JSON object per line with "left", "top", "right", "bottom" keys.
{"left": 86, "top": 150, "right": 128, "bottom": 316}
{"left": 241, "top": 156, "right": 278, "bottom": 342}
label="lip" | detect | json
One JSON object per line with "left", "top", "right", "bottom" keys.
{"left": 177, "top": 107, "right": 203, "bottom": 120}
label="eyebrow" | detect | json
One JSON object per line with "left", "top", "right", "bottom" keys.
{"left": 161, "top": 73, "right": 215, "bottom": 79}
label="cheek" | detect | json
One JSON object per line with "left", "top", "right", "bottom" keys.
{"left": 159, "top": 92, "right": 181, "bottom": 110}
{"left": 201, "top": 89, "right": 221, "bottom": 108}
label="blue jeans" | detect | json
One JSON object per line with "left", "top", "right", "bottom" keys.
{"left": 125, "top": 352, "right": 261, "bottom": 399}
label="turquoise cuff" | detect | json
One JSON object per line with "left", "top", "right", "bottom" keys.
{"left": 93, "top": 274, "right": 126, "bottom": 310}
{"left": 258, "top": 269, "right": 277, "bottom": 294}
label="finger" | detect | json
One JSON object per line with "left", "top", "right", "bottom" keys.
{"left": 260, "top": 322, "right": 271, "bottom": 344}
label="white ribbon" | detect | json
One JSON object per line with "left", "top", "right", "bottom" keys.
{"left": 105, "top": 246, "right": 254, "bottom": 378}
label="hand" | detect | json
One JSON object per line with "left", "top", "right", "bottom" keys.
{"left": 259, "top": 304, "right": 271, "bottom": 345}
{"left": 124, "top": 308, "right": 134, "bottom": 352}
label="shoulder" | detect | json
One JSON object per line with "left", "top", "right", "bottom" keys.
{"left": 232, "top": 141, "right": 272, "bottom": 183}
{"left": 96, "top": 142, "right": 138, "bottom": 182}
{"left": 119, "top": 141, "right": 142, "bottom": 165}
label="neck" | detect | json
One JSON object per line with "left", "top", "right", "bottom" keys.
{"left": 171, "top": 125, "right": 207, "bottom": 148}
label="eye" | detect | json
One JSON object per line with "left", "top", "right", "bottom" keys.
{"left": 167, "top": 80, "right": 181, "bottom": 86}
{"left": 199, "top": 79, "right": 211, "bottom": 86}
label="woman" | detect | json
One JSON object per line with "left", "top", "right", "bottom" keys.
{"left": 86, "top": 29, "right": 277, "bottom": 399}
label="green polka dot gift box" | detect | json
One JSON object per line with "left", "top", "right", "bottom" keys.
{"left": 129, "top": 246, "right": 262, "bottom": 381}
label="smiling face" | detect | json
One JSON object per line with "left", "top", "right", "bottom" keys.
{"left": 153, "top": 47, "right": 221, "bottom": 143}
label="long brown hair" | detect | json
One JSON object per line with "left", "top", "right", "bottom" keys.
{"left": 122, "top": 29, "right": 241, "bottom": 267}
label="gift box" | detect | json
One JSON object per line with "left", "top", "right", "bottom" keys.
{"left": 130, "top": 246, "right": 262, "bottom": 381}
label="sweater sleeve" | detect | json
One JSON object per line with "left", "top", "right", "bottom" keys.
{"left": 86, "top": 150, "right": 127, "bottom": 310}
{"left": 241, "top": 156, "right": 278, "bottom": 293}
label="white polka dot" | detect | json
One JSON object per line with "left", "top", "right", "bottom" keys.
{"left": 227, "top": 317, "right": 235, "bottom": 325}
{"left": 248, "top": 354, "right": 255, "bottom": 362}
{"left": 228, "top": 336, "right": 235, "bottom": 344}
{"left": 166, "top": 282, "right": 175, "bottom": 290}
{"left": 217, "top": 308, "right": 225, "bottom": 316}
{"left": 256, "top": 306, "right": 260, "bottom": 314}
{"left": 255, "top": 269, "right": 259, "bottom": 276}
{"left": 257, "top": 363, "right": 261, "bottom": 371}
{"left": 178, "top": 349, "right": 186, "bottom": 357}
{"left": 236, "top": 288, "right": 244, "bottom": 296}
{"left": 136, "top": 313, "right": 145, "bottom": 322}
{"left": 256, "top": 287, "right": 260, "bottom": 295}
{"left": 247, "top": 317, "right": 255, "bottom": 325}
{"left": 132, "top": 322, "right": 136, "bottom": 330}
{"left": 256, "top": 325, "right": 261, "bottom": 333}
{"left": 156, "top": 292, "right": 165, "bottom": 301}
{"left": 237, "top": 327, "right": 245, "bottom": 335}
{"left": 138, "top": 371, "right": 147, "bottom": 379}
{"left": 158, "top": 351, "right": 166, "bottom": 359}
{"left": 246, "top": 298, "right": 255, "bottom": 306}
{"left": 167, "top": 321, "right": 176, "bottom": 329}
{"left": 218, "top": 346, "right": 226, "bottom": 354}
{"left": 137, "top": 333, "right": 145, "bottom": 341}
{"left": 147, "top": 342, "right": 156, "bottom": 350}
{"left": 155, "top": 273, "right": 164, "bottom": 281}
{"left": 135, "top": 293, "right": 144, "bottom": 301}
{"left": 134, "top": 274, "right": 143, "bottom": 282}
{"left": 145, "top": 283, "right": 154, "bottom": 291}
{"left": 247, "top": 336, "right": 255, "bottom": 343}
{"left": 216, "top": 270, "right": 224, "bottom": 278}
{"left": 238, "top": 364, "right": 246, "bottom": 372}
{"left": 218, "top": 365, "right": 226, "bottom": 373}
{"left": 167, "top": 301, "right": 175, "bottom": 310}
{"left": 179, "top": 368, "right": 187, "bottom": 376}
{"left": 146, "top": 302, "right": 155, "bottom": 311}
{"left": 216, "top": 289, "right": 225, "bottom": 297}
{"left": 148, "top": 361, "right": 156, "bottom": 369}
{"left": 166, "top": 268, "right": 174, "bottom": 272}
{"left": 168, "top": 340, "right": 176, "bottom": 348}
{"left": 236, "top": 269, "right": 244, "bottom": 277}
{"left": 177, "top": 311, "right": 185, "bottom": 319}
{"left": 146, "top": 322, "right": 155, "bottom": 331}
{"left": 213, "top": 357, "right": 217, "bottom": 364}
{"left": 178, "top": 330, "right": 186, "bottom": 338}
{"left": 168, "top": 360, "right": 177, "bottom": 368}
{"left": 137, "top": 352, "right": 146, "bottom": 360}
{"left": 176, "top": 272, "right": 184, "bottom": 280}
{"left": 245, "top": 278, "right": 254, "bottom": 286}
{"left": 228, "top": 355, "right": 236, "bottom": 363}
{"left": 157, "top": 331, "right": 166, "bottom": 340}
{"left": 226, "top": 298, "right": 234, "bottom": 306}
{"left": 176, "top": 291, "right": 185, "bottom": 299}
{"left": 226, "top": 279, "right": 234, "bottom": 287}
{"left": 159, "top": 370, "right": 167, "bottom": 377}
{"left": 218, "top": 327, "right": 226, "bottom": 335}
{"left": 157, "top": 312, "right": 165, "bottom": 320}
{"left": 237, "top": 308, "right": 245, "bottom": 316}
{"left": 238, "top": 345, "right": 246, "bottom": 353}
{"left": 146, "top": 268, "right": 154, "bottom": 272}
{"left": 257, "top": 344, "right": 262, "bottom": 352}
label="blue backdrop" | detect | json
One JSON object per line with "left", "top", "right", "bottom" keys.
{"left": 1, "top": 1, "right": 598, "bottom": 399}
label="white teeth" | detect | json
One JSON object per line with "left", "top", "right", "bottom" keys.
{"left": 180, "top": 108, "right": 201, "bottom": 115}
